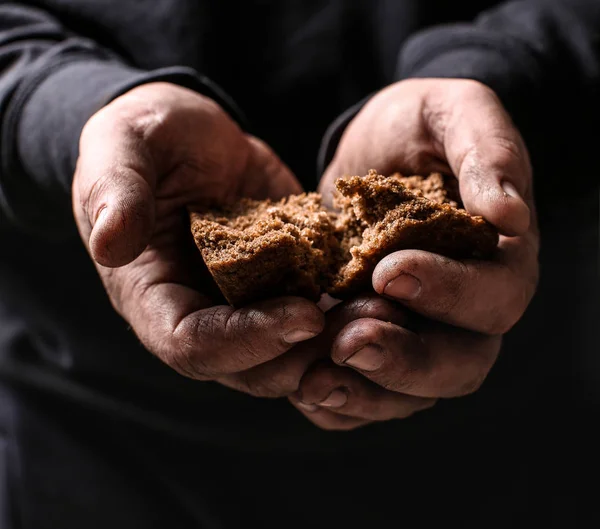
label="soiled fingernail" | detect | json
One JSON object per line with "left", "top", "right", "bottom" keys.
{"left": 319, "top": 389, "right": 348, "bottom": 408}
{"left": 284, "top": 329, "right": 318, "bottom": 344}
{"left": 296, "top": 401, "right": 319, "bottom": 412}
{"left": 344, "top": 345, "right": 384, "bottom": 372}
{"left": 501, "top": 181, "right": 522, "bottom": 201}
{"left": 383, "top": 274, "right": 421, "bottom": 301}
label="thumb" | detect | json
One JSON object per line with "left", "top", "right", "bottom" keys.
{"left": 436, "top": 82, "right": 532, "bottom": 236}
{"left": 74, "top": 111, "right": 157, "bottom": 268}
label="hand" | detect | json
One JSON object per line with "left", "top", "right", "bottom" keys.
{"left": 73, "top": 82, "right": 324, "bottom": 384}
{"left": 286, "top": 78, "right": 539, "bottom": 430}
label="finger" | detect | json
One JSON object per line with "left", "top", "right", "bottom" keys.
{"left": 240, "top": 136, "right": 303, "bottom": 200}
{"left": 103, "top": 260, "right": 325, "bottom": 379}
{"left": 330, "top": 318, "right": 502, "bottom": 398}
{"left": 161, "top": 293, "right": 325, "bottom": 378}
{"left": 217, "top": 294, "right": 408, "bottom": 398}
{"left": 75, "top": 110, "right": 157, "bottom": 267}
{"left": 288, "top": 396, "right": 372, "bottom": 431}
{"left": 373, "top": 244, "right": 539, "bottom": 334}
{"left": 426, "top": 80, "right": 532, "bottom": 236}
{"left": 295, "top": 362, "right": 436, "bottom": 420}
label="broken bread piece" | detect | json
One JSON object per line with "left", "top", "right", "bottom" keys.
{"left": 190, "top": 171, "right": 498, "bottom": 307}
{"left": 190, "top": 193, "right": 341, "bottom": 307}
{"left": 328, "top": 170, "right": 498, "bottom": 297}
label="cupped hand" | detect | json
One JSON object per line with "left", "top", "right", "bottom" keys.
{"left": 288, "top": 79, "right": 539, "bottom": 430}
{"left": 73, "top": 82, "right": 324, "bottom": 383}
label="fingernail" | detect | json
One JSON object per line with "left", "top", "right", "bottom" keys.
{"left": 344, "top": 345, "right": 385, "bottom": 372}
{"left": 284, "top": 329, "right": 318, "bottom": 344}
{"left": 319, "top": 389, "right": 348, "bottom": 408}
{"left": 501, "top": 181, "right": 522, "bottom": 201}
{"left": 296, "top": 401, "right": 319, "bottom": 412}
{"left": 383, "top": 274, "right": 421, "bottom": 301}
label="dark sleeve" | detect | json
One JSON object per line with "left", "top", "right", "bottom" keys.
{"left": 0, "top": 4, "right": 244, "bottom": 237}
{"left": 318, "top": 0, "right": 600, "bottom": 176}
{"left": 398, "top": 0, "right": 600, "bottom": 145}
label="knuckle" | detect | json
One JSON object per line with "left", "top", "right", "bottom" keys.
{"left": 486, "top": 137, "right": 524, "bottom": 172}
{"left": 121, "top": 104, "right": 166, "bottom": 142}
{"left": 224, "top": 308, "right": 270, "bottom": 362}
{"left": 163, "top": 333, "right": 214, "bottom": 380}
{"left": 429, "top": 257, "right": 469, "bottom": 318}
{"left": 197, "top": 306, "right": 230, "bottom": 337}
{"left": 169, "top": 310, "right": 224, "bottom": 378}
{"left": 376, "top": 370, "right": 417, "bottom": 394}
{"left": 344, "top": 296, "right": 376, "bottom": 316}
{"left": 161, "top": 347, "right": 202, "bottom": 380}
{"left": 374, "top": 344, "right": 423, "bottom": 393}
{"left": 345, "top": 319, "right": 388, "bottom": 347}
{"left": 361, "top": 296, "right": 396, "bottom": 315}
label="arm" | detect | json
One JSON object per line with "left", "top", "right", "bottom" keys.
{"left": 0, "top": 4, "right": 242, "bottom": 236}
{"left": 302, "top": 0, "right": 600, "bottom": 431}
{"left": 1, "top": 5, "right": 326, "bottom": 400}
{"left": 216, "top": 1, "right": 600, "bottom": 427}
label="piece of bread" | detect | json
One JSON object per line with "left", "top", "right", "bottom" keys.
{"left": 189, "top": 193, "right": 340, "bottom": 306}
{"left": 190, "top": 171, "right": 498, "bottom": 307}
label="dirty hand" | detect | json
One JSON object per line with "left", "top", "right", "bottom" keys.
{"left": 290, "top": 78, "right": 539, "bottom": 430}
{"left": 73, "top": 82, "right": 324, "bottom": 385}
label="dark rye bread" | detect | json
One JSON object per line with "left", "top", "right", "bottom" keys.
{"left": 190, "top": 171, "right": 498, "bottom": 307}
{"left": 328, "top": 171, "right": 496, "bottom": 296}
{"left": 189, "top": 193, "right": 341, "bottom": 306}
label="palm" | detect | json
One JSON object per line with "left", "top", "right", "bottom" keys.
{"left": 74, "top": 83, "right": 304, "bottom": 336}
{"left": 118, "top": 127, "right": 303, "bottom": 316}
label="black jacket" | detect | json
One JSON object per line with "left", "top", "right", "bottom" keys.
{"left": 0, "top": 0, "right": 598, "bottom": 450}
